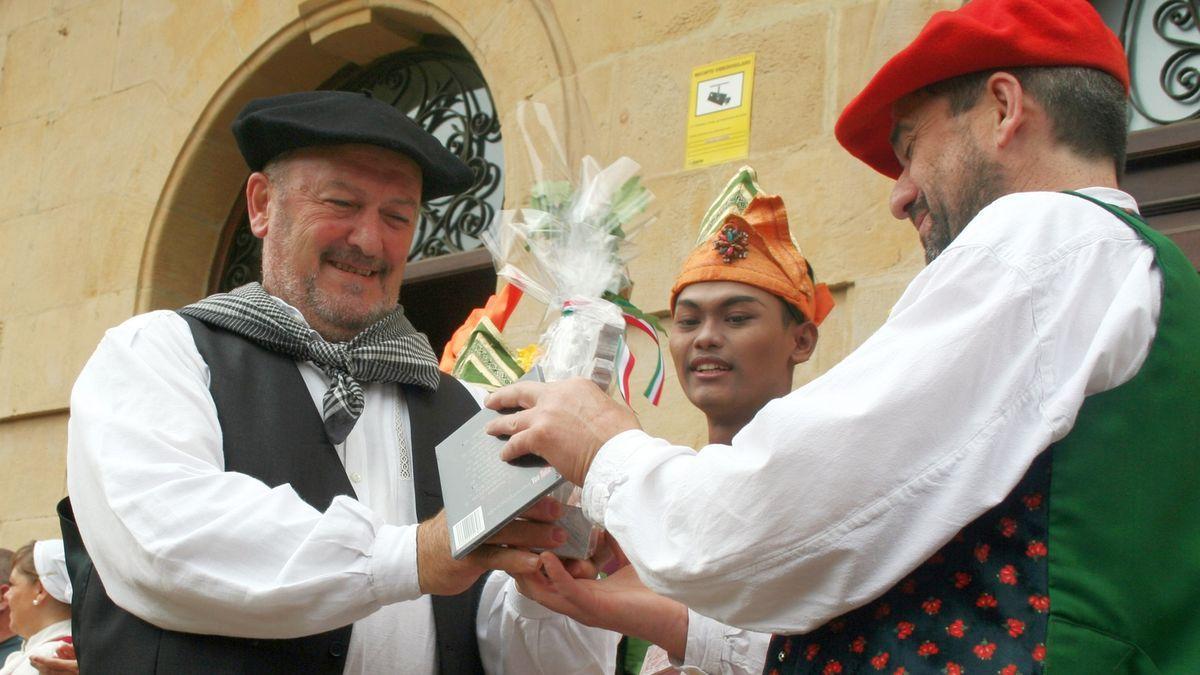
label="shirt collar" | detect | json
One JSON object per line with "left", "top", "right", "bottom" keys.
{"left": 1074, "top": 186, "right": 1139, "bottom": 214}
{"left": 267, "top": 294, "right": 323, "bottom": 340}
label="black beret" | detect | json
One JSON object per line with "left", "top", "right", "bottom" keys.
{"left": 231, "top": 90, "right": 475, "bottom": 200}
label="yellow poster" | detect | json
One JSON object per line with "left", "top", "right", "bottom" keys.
{"left": 685, "top": 52, "right": 755, "bottom": 169}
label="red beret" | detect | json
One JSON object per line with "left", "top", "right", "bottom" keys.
{"left": 835, "top": 0, "right": 1130, "bottom": 179}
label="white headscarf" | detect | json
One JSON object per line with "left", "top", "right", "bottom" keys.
{"left": 32, "top": 540, "right": 72, "bottom": 604}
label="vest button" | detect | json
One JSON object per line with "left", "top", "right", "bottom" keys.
{"left": 778, "top": 650, "right": 786, "bottom": 662}
{"left": 330, "top": 641, "right": 346, "bottom": 657}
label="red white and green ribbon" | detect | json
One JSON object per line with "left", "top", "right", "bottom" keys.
{"left": 621, "top": 312, "right": 664, "bottom": 405}
{"left": 607, "top": 295, "right": 665, "bottom": 406}
{"left": 615, "top": 336, "right": 635, "bottom": 404}
{"left": 560, "top": 295, "right": 666, "bottom": 406}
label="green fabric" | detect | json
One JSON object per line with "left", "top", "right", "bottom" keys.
{"left": 620, "top": 636, "right": 653, "bottom": 674}
{"left": 1048, "top": 616, "right": 1161, "bottom": 674}
{"left": 450, "top": 317, "right": 524, "bottom": 390}
{"left": 1045, "top": 193, "right": 1200, "bottom": 672}
{"left": 695, "top": 166, "right": 763, "bottom": 245}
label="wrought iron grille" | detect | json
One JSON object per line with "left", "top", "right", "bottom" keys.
{"left": 214, "top": 49, "right": 503, "bottom": 293}
{"left": 1106, "top": 0, "right": 1200, "bottom": 128}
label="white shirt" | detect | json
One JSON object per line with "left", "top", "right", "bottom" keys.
{"left": 0, "top": 619, "right": 72, "bottom": 675}
{"left": 67, "top": 302, "right": 617, "bottom": 674}
{"left": 653, "top": 611, "right": 768, "bottom": 675}
{"left": 583, "top": 188, "right": 1162, "bottom": 635}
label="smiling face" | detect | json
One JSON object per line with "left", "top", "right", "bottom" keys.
{"left": 248, "top": 144, "right": 423, "bottom": 341}
{"left": 670, "top": 281, "right": 816, "bottom": 438}
{"left": 888, "top": 93, "right": 1006, "bottom": 264}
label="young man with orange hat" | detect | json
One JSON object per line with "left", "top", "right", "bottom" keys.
{"left": 668, "top": 168, "right": 834, "bottom": 448}
{"left": 488, "top": 0, "right": 1200, "bottom": 671}
{"left": 513, "top": 168, "right": 833, "bottom": 675}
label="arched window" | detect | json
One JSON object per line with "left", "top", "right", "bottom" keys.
{"left": 211, "top": 42, "right": 503, "bottom": 351}
{"left": 329, "top": 47, "right": 504, "bottom": 261}
{"left": 1093, "top": 0, "right": 1200, "bottom": 267}
{"left": 1094, "top": 0, "right": 1200, "bottom": 129}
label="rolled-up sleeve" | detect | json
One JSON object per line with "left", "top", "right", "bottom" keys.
{"left": 476, "top": 572, "right": 619, "bottom": 674}
{"left": 676, "top": 610, "right": 771, "bottom": 674}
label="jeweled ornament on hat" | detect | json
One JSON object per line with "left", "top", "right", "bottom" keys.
{"left": 714, "top": 224, "right": 750, "bottom": 263}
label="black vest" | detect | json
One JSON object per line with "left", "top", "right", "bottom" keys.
{"left": 59, "top": 315, "right": 487, "bottom": 674}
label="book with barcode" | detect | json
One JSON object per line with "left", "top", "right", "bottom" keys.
{"left": 436, "top": 367, "right": 566, "bottom": 559}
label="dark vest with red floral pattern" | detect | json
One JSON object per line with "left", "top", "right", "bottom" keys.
{"left": 765, "top": 194, "right": 1200, "bottom": 674}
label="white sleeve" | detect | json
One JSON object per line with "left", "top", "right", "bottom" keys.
{"left": 582, "top": 229, "right": 1159, "bottom": 633}
{"left": 476, "top": 572, "right": 619, "bottom": 675}
{"left": 469, "top": 375, "right": 618, "bottom": 674}
{"left": 66, "top": 311, "right": 422, "bottom": 638}
{"left": 672, "top": 610, "right": 770, "bottom": 675}
{"left": 25, "top": 637, "right": 74, "bottom": 664}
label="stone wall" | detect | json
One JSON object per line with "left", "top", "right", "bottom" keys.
{"left": 0, "top": 0, "right": 955, "bottom": 548}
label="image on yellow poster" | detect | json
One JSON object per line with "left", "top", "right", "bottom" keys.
{"left": 685, "top": 52, "right": 755, "bottom": 169}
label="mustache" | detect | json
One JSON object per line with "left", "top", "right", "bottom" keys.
{"left": 907, "top": 194, "right": 930, "bottom": 223}
{"left": 321, "top": 247, "right": 390, "bottom": 274}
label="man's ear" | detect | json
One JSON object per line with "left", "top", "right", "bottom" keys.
{"left": 0, "top": 582, "right": 9, "bottom": 611}
{"left": 246, "top": 171, "right": 273, "bottom": 240}
{"left": 985, "top": 71, "right": 1026, "bottom": 151}
{"left": 788, "top": 320, "right": 819, "bottom": 366}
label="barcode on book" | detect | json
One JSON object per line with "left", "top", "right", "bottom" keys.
{"left": 452, "top": 507, "right": 486, "bottom": 546}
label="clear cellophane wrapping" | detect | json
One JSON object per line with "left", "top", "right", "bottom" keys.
{"left": 479, "top": 103, "right": 654, "bottom": 558}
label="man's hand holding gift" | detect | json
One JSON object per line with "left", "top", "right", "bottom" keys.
{"left": 417, "top": 496, "right": 566, "bottom": 595}
{"left": 485, "top": 377, "right": 640, "bottom": 487}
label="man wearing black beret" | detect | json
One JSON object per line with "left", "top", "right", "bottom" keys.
{"left": 61, "top": 91, "right": 617, "bottom": 674}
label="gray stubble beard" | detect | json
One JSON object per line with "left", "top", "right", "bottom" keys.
{"left": 260, "top": 218, "right": 395, "bottom": 342}
{"left": 923, "top": 141, "right": 1007, "bottom": 265}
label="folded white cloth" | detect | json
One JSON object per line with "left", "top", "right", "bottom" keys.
{"left": 32, "top": 540, "right": 71, "bottom": 604}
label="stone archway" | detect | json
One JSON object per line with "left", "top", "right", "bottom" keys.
{"left": 135, "top": 0, "right": 577, "bottom": 315}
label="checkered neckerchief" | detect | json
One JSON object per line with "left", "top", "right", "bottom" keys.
{"left": 180, "top": 282, "right": 440, "bottom": 444}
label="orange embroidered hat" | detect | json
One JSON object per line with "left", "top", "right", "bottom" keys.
{"left": 835, "top": 0, "right": 1130, "bottom": 179}
{"left": 671, "top": 167, "right": 834, "bottom": 326}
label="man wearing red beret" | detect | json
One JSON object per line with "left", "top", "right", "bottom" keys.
{"left": 487, "top": 0, "right": 1200, "bottom": 672}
